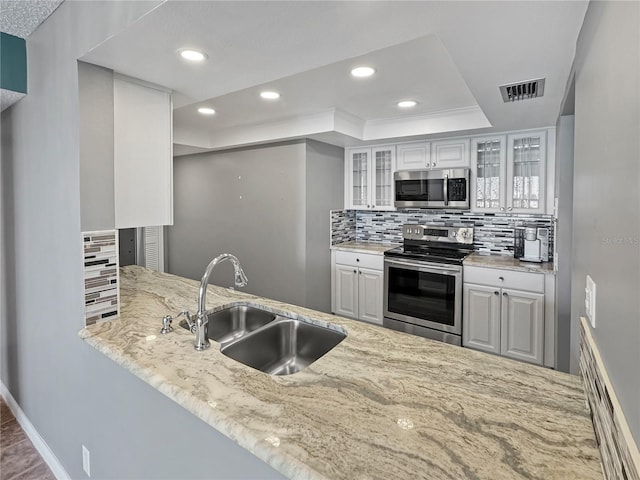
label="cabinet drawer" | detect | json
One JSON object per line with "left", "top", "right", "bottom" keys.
{"left": 463, "top": 266, "right": 544, "bottom": 293}
{"left": 334, "top": 251, "right": 383, "bottom": 270}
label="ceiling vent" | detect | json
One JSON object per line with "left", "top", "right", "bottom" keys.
{"left": 499, "top": 78, "right": 545, "bottom": 102}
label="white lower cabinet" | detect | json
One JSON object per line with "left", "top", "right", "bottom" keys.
{"left": 332, "top": 251, "right": 383, "bottom": 325}
{"left": 463, "top": 266, "right": 548, "bottom": 366}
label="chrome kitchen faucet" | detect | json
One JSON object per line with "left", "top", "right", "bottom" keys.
{"left": 161, "top": 254, "right": 248, "bottom": 350}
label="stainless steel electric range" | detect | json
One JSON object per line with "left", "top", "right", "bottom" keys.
{"left": 383, "top": 224, "right": 474, "bottom": 346}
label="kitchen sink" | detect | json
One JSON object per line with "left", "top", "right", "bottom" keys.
{"left": 180, "top": 304, "right": 276, "bottom": 344}
{"left": 220, "top": 317, "right": 346, "bottom": 375}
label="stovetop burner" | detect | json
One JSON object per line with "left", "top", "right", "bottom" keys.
{"left": 384, "top": 244, "right": 473, "bottom": 265}
{"left": 383, "top": 224, "right": 475, "bottom": 265}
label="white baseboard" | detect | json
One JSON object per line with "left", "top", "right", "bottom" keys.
{"left": 0, "top": 382, "right": 71, "bottom": 480}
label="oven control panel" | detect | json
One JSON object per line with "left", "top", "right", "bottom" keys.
{"left": 402, "top": 224, "right": 474, "bottom": 244}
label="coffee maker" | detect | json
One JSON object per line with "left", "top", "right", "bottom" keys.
{"left": 514, "top": 226, "right": 549, "bottom": 263}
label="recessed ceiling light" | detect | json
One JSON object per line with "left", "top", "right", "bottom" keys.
{"left": 351, "top": 66, "right": 375, "bottom": 78}
{"left": 397, "top": 100, "right": 418, "bottom": 108}
{"left": 197, "top": 107, "right": 216, "bottom": 115}
{"left": 178, "top": 49, "right": 208, "bottom": 62}
{"left": 260, "top": 91, "right": 280, "bottom": 100}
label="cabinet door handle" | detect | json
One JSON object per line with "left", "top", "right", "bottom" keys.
{"left": 500, "top": 207, "right": 505, "bottom": 211}
{"left": 356, "top": 258, "right": 360, "bottom": 262}
{"left": 507, "top": 206, "right": 513, "bottom": 211}
{"left": 431, "top": 162, "right": 436, "bottom": 167}
{"left": 503, "top": 292, "right": 508, "bottom": 297}
{"left": 498, "top": 276, "right": 504, "bottom": 281}
{"left": 359, "top": 271, "right": 362, "bottom": 275}
{"left": 494, "top": 291, "right": 499, "bottom": 295}
{"left": 353, "top": 269, "right": 357, "bottom": 274}
{"left": 372, "top": 205, "right": 375, "bottom": 209}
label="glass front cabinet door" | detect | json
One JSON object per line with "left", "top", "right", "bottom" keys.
{"left": 506, "top": 131, "right": 546, "bottom": 214}
{"left": 471, "top": 136, "right": 507, "bottom": 212}
{"left": 471, "top": 130, "right": 547, "bottom": 214}
{"left": 346, "top": 146, "right": 395, "bottom": 210}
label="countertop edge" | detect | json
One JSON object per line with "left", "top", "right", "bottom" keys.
{"left": 464, "top": 252, "right": 555, "bottom": 275}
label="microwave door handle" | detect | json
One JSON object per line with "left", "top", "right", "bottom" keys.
{"left": 443, "top": 174, "right": 449, "bottom": 206}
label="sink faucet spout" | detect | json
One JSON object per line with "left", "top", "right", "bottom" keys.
{"left": 194, "top": 254, "right": 248, "bottom": 350}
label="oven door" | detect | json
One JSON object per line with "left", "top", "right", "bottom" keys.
{"left": 383, "top": 257, "right": 462, "bottom": 335}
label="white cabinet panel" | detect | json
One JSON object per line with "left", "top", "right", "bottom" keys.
{"left": 114, "top": 76, "right": 173, "bottom": 228}
{"left": 500, "top": 289, "right": 544, "bottom": 364}
{"left": 463, "top": 284, "right": 501, "bottom": 354}
{"left": 334, "top": 265, "right": 358, "bottom": 318}
{"left": 358, "top": 267, "right": 383, "bottom": 325}
{"left": 432, "top": 138, "right": 470, "bottom": 168}
{"left": 396, "top": 142, "right": 430, "bottom": 170}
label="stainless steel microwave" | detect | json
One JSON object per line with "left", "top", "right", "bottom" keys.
{"left": 394, "top": 168, "right": 470, "bottom": 209}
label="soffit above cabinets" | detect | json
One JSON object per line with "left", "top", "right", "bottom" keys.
{"left": 80, "top": 1, "right": 589, "bottom": 154}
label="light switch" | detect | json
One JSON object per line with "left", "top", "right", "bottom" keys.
{"left": 586, "top": 275, "right": 596, "bottom": 328}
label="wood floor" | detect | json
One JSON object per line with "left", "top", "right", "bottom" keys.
{"left": 1, "top": 397, "right": 55, "bottom": 480}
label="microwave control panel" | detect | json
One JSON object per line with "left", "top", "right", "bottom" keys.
{"left": 447, "top": 178, "right": 467, "bottom": 201}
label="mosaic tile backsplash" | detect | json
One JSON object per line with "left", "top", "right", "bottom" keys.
{"left": 330, "top": 209, "right": 554, "bottom": 257}
{"left": 580, "top": 318, "right": 639, "bottom": 480}
{"left": 83, "top": 230, "right": 119, "bottom": 326}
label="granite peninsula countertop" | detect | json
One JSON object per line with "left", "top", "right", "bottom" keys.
{"left": 330, "top": 241, "right": 399, "bottom": 255}
{"left": 79, "top": 266, "right": 601, "bottom": 480}
{"left": 464, "top": 252, "right": 556, "bottom": 274}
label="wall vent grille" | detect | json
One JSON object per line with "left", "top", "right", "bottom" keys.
{"left": 499, "top": 78, "right": 545, "bottom": 102}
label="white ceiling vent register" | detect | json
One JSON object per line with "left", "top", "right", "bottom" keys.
{"left": 499, "top": 78, "right": 545, "bottom": 102}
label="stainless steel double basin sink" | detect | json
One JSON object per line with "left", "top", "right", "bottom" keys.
{"left": 181, "top": 303, "right": 346, "bottom": 375}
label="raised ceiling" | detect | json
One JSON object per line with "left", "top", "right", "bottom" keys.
{"left": 81, "top": 1, "right": 589, "bottom": 154}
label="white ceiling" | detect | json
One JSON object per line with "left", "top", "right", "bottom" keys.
{"left": 81, "top": 0, "right": 588, "bottom": 154}
{"left": 0, "top": 0, "right": 63, "bottom": 38}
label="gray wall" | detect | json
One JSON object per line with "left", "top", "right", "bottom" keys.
{"left": 167, "top": 140, "right": 343, "bottom": 313}
{"left": 554, "top": 114, "right": 575, "bottom": 373}
{"left": 0, "top": 2, "right": 283, "bottom": 478}
{"left": 570, "top": 1, "right": 640, "bottom": 444}
{"left": 304, "top": 140, "right": 344, "bottom": 312}
{"left": 78, "top": 61, "right": 114, "bottom": 232}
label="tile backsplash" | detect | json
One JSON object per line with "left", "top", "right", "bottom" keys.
{"left": 580, "top": 318, "right": 639, "bottom": 480}
{"left": 331, "top": 209, "right": 555, "bottom": 257}
{"left": 83, "top": 230, "right": 119, "bottom": 326}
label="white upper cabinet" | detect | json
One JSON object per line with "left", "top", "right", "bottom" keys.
{"left": 506, "top": 130, "right": 547, "bottom": 214}
{"left": 471, "top": 129, "right": 552, "bottom": 214}
{"left": 114, "top": 75, "right": 173, "bottom": 228}
{"left": 345, "top": 145, "right": 395, "bottom": 210}
{"left": 396, "top": 142, "right": 431, "bottom": 170}
{"left": 431, "top": 138, "right": 470, "bottom": 168}
{"left": 471, "top": 135, "right": 507, "bottom": 212}
{"left": 396, "top": 139, "right": 469, "bottom": 170}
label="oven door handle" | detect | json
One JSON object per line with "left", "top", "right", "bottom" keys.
{"left": 385, "top": 258, "right": 461, "bottom": 275}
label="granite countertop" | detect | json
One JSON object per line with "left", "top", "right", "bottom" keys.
{"left": 465, "top": 252, "right": 556, "bottom": 274}
{"left": 330, "top": 241, "right": 399, "bottom": 255}
{"left": 79, "top": 266, "right": 601, "bottom": 480}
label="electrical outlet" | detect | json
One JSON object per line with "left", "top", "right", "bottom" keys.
{"left": 82, "top": 445, "right": 91, "bottom": 477}
{"left": 585, "top": 275, "right": 596, "bottom": 328}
